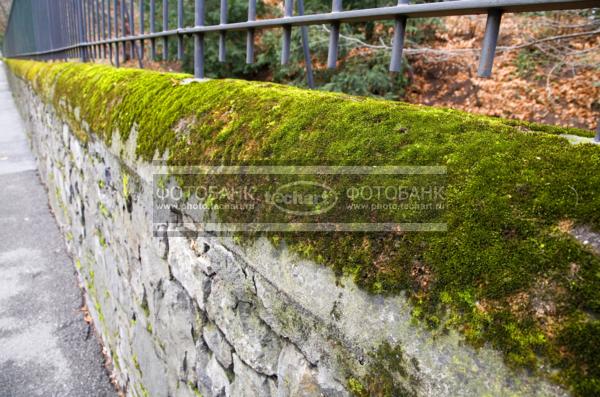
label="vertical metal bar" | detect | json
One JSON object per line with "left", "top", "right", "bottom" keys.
{"left": 219, "top": 0, "right": 227, "bottom": 62}
{"left": 84, "top": 0, "right": 91, "bottom": 59}
{"left": 297, "top": 0, "right": 314, "bottom": 88}
{"left": 94, "top": 0, "right": 99, "bottom": 58}
{"left": 75, "top": 0, "right": 81, "bottom": 59}
{"left": 70, "top": 0, "right": 74, "bottom": 58}
{"left": 150, "top": 0, "right": 156, "bottom": 60}
{"left": 390, "top": 0, "right": 409, "bottom": 73}
{"left": 177, "top": 0, "right": 184, "bottom": 60}
{"left": 89, "top": 0, "right": 95, "bottom": 59}
{"left": 76, "top": 0, "right": 89, "bottom": 61}
{"left": 56, "top": 0, "right": 62, "bottom": 59}
{"left": 194, "top": 0, "right": 205, "bottom": 78}
{"left": 123, "top": 1, "right": 142, "bottom": 67}
{"left": 45, "top": 0, "right": 53, "bottom": 59}
{"left": 130, "top": 0, "right": 135, "bottom": 59}
{"left": 46, "top": 0, "right": 51, "bottom": 58}
{"left": 327, "top": 0, "right": 341, "bottom": 69}
{"left": 246, "top": 0, "right": 256, "bottom": 64}
{"left": 114, "top": 0, "right": 120, "bottom": 66}
{"left": 162, "top": 0, "right": 168, "bottom": 60}
{"left": 281, "top": 0, "right": 293, "bottom": 64}
{"left": 63, "top": 0, "right": 69, "bottom": 59}
{"left": 32, "top": 1, "right": 39, "bottom": 58}
{"left": 92, "top": 0, "right": 96, "bottom": 58}
{"left": 102, "top": 0, "right": 107, "bottom": 58}
{"left": 48, "top": 0, "right": 56, "bottom": 60}
{"left": 49, "top": 0, "right": 54, "bottom": 60}
{"left": 121, "top": 0, "right": 127, "bottom": 60}
{"left": 81, "top": 0, "right": 93, "bottom": 58}
{"left": 95, "top": 0, "right": 101, "bottom": 58}
{"left": 73, "top": 0, "right": 77, "bottom": 60}
{"left": 62, "top": 0, "right": 67, "bottom": 59}
{"left": 595, "top": 120, "right": 600, "bottom": 143}
{"left": 108, "top": 0, "right": 114, "bottom": 64}
{"left": 477, "top": 9, "right": 502, "bottom": 78}
{"left": 140, "top": 0, "right": 145, "bottom": 61}
{"left": 69, "top": 0, "right": 75, "bottom": 59}
{"left": 40, "top": 0, "right": 47, "bottom": 59}
{"left": 90, "top": 0, "right": 96, "bottom": 59}
{"left": 95, "top": 0, "right": 100, "bottom": 58}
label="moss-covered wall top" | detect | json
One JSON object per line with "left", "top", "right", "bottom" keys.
{"left": 6, "top": 58, "right": 600, "bottom": 396}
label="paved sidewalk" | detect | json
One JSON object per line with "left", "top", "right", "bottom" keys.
{"left": 0, "top": 62, "right": 117, "bottom": 396}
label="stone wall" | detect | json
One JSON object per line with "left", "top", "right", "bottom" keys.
{"left": 6, "top": 66, "right": 570, "bottom": 397}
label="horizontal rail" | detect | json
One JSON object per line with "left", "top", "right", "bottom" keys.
{"left": 10, "top": 0, "right": 598, "bottom": 59}
{"left": 3, "top": 0, "right": 599, "bottom": 111}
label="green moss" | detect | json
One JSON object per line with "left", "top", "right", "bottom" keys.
{"left": 122, "top": 172, "right": 130, "bottom": 198}
{"left": 96, "top": 228, "right": 108, "bottom": 248}
{"left": 7, "top": 59, "right": 600, "bottom": 395}
{"left": 54, "top": 186, "right": 71, "bottom": 223}
{"left": 349, "top": 343, "right": 419, "bottom": 397}
{"left": 133, "top": 354, "right": 142, "bottom": 374}
{"left": 140, "top": 293, "right": 150, "bottom": 318}
{"left": 348, "top": 377, "right": 366, "bottom": 395}
{"left": 111, "top": 348, "right": 121, "bottom": 371}
{"left": 98, "top": 202, "right": 110, "bottom": 218}
{"left": 188, "top": 381, "right": 203, "bottom": 397}
{"left": 138, "top": 382, "right": 150, "bottom": 397}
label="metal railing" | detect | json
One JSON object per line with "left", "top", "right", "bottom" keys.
{"left": 4, "top": 0, "right": 597, "bottom": 79}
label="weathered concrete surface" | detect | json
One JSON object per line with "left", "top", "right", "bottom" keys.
{"left": 0, "top": 62, "right": 116, "bottom": 397}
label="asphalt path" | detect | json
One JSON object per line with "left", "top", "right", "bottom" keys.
{"left": 0, "top": 61, "right": 117, "bottom": 397}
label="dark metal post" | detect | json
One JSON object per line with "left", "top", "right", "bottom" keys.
{"left": 94, "top": 0, "right": 100, "bottom": 58}
{"left": 90, "top": 0, "right": 96, "bottom": 59}
{"left": 162, "top": 0, "right": 168, "bottom": 60}
{"left": 83, "top": 0, "right": 89, "bottom": 59}
{"left": 55, "top": 0, "right": 60, "bottom": 60}
{"left": 246, "top": 0, "right": 256, "bottom": 64}
{"left": 219, "top": 0, "right": 227, "bottom": 62}
{"left": 281, "top": 0, "right": 293, "bottom": 64}
{"left": 177, "top": 0, "right": 184, "bottom": 60}
{"left": 390, "top": 0, "right": 409, "bottom": 73}
{"left": 62, "top": 0, "right": 68, "bottom": 59}
{"left": 89, "top": 0, "right": 96, "bottom": 59}
{"left": 95, "top": 0, "right": 101, "bottom": 58}
{"left": 72, "top": 0, "right": 78, "bottom": 59}
{"left": 140, "top": 0, "right": 145, "bottom": 60}
{"left": 194, "top": 0, "right": 205, "bottom": 78}
{"left": 150, "top": 0, "right": 156, "bottom": 60}
{"left": 45, "top": 0, "right": 53, "bottom": 60}
{"left": 108, "top": 0, "right": 114, "bottom": 64}
{"left": 478, "top": 9, "right": 502, "bottom": 77}
{"left": 327, "top": 0, "right": 342, "bottom": 69}
{"left": 102, "top": 0, "right": 107, "bottom": 59}
{"left": 114, "top": 0, "right": 120, "bottom": 66}
{"left": 123, "top": 1, "right": 142, "bottom": 67}
{"left": 76, "top": 0, "right": 89, "bottom": 61}
{"left": 595, "top": 120, "right": 600, "bottom": 142}
{"left": 64, "top": 0, "right": 69, "bottom": 59}
{"left": 121, "top": 0, "right": 127, "bottom": 60}
{"left": 297, "top": 0, "right": 314, "bottom": 88}
{"left": 71, "top": 0, "right": 77, "bottom": 59}
{"left": 130, "top": 0, "right": 135, "bottom": 59}
{"left": 84, "top": 0, "right": 92, "bottom": 59}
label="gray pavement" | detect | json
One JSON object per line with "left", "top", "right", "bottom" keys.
{"left": 0, "top": 62, "right": 117, "bottom": 396}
